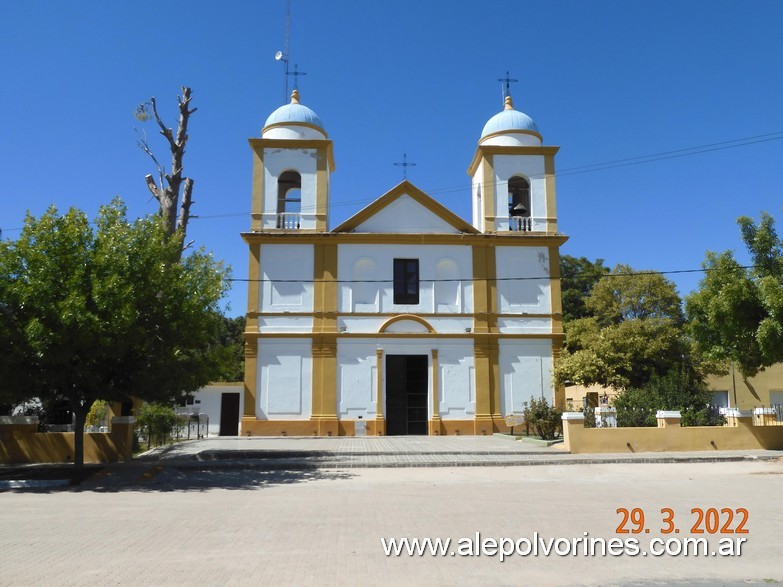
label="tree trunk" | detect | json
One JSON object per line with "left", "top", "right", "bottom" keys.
{"left": 139, "top": 86, "right": 198, "bottom": 261}
{"left": 72, "top": 401, "right": 86, "bottom": 470}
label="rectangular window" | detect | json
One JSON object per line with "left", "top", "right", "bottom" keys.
{"left": 393, "top": 259, "right": 419, "bottom": 305}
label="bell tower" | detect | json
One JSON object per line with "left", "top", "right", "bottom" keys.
{"left": 249, "top": 90, "right": 335, "bottom": 232}
{"left": 467, "top": 93, "right": 559, "bottom": 234}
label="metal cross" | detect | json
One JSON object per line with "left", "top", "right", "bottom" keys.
{"left": 498, "top": 70, "right": 518, "bottom": 99}
{"left": 393, "top": 153, "right": 417, "bottom": 180}
{"left": 287, "top": 64, "right": 307, "bottom": 90}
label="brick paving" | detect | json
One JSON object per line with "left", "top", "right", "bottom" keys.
{"left": 1, "top": 459, "right": 782, "bottom": 585}
{"left": 132, "top": 435, "right": 782, "bottom": 470}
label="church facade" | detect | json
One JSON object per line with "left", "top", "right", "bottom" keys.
{"left": 241, "top": 89, "right": 567, "bottom": 436}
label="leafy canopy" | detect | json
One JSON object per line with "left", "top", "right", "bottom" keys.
{"left": 0, "top": 199, "right": 230, "bottom": 464}
{"left": 559, "top": 255, "right": 610, "bottom": 323}
{"left": 686, "top": 212, "right": 783, "bottom": 377}
{"left": 612, "top": 367, "right": 724, "bottom": 427}
{"left": 555, "top": 264, "right": 688, "bottom": 389}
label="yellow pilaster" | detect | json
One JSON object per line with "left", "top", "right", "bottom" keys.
{"left": 311, "top": 242, "right": 339, "bottom": 435}
{"left": 474, "top": 340, "right": 494, "bottom": 435}
{"left": 472, "top": 245, "right": 490, "bottom": 334}
{"left": 313, "top": 243, "right": 338, "bottom": 333}
{"left": 375, "top": 348, "right": 385, "bottom": 435}
{"left": 489, "top": 342, "right": 501, "bottom": 423}
{"left": 315, "top": 147, "right": 329, "bottom": 231}
{"left": 429, "top": 349, "right": 441, "bottom": 435}
{"left": 482, "top": 155, "right": 496, "bottom": 232}
{"left": 242, "top": 242, "right": 261, "bottom": 422}
{"left": 311, "top": 336, "right": 338, "bottom": 435}
{"left": 250, "top": 145, "right": 264, "bottom": 231}
{"left": 544, "top": 154, "right": 558, "bottom": 233}
{"left": 242, "top": 341, "right": 257, "bottom": 419}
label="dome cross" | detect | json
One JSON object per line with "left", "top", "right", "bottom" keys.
{"left": 498, "top": 70, "right": 518, "bottom": 102}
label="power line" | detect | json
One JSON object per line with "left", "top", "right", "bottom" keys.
{"left": 4, "top": 129, "right": 782, "bottom": 233}
{"left": 189, "top": 129, "right": 783, "bottom": 219}
{"left": 225, "top": 264, "right": 759, "bottom": 285}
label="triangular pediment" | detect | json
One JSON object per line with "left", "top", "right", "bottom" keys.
{"left": 332, "top": 180, "right": 478, "bottom": 234}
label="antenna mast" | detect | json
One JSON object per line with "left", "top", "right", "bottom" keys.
{"left": 283, "top": 0, "right": 290, "bottom": 102}
{"left": 274, "top": 0, "right": 292, "bottom": 104}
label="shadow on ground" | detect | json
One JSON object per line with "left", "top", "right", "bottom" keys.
{"left": 1, "top": 463, "right": 355, "bottom": 494}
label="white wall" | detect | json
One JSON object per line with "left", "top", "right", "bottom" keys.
{"left": 335, "top": 339, "right": 474, "bottom": 421}
{"left": 497, "top": 317, "right": 552, "bottom": 334}
{"left": 338, "top": 316, "right": 473, "bottom": 335}
{"left": 338, "top": 244, "right": 474, "bottom": 314}
{"left": 260, "top": 244, "right": 314, "bottom": 314}
{"left": 437, "top": 342, "right": 476, "bottom": 420}
{"left": 353, "top": 195, "right": 461, "bottom": 234}
{"left": 499, "top": 340, "right": 553, "bottom": 416}
{"left": 480, "top": 132, "right": 542, "bottom": 147}
{"left": 257, "top": 339, "right": 312, "bottom": 420}
{"left": 336, "top": 342, "right": 378, "bottom": 419}
{"left": 188, "top": 385, "right": 244, "bottom": 436}
{"left": 495, "top": 246, "right": 551, "bottom": 315}
{"left": 471, "top": 161, "right": 484, "bottom": 232}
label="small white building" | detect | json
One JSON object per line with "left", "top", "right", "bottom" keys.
{"left": 241, "top": 89, "right": 567, "bottom": 436}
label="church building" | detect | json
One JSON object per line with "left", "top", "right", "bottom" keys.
{"left": 241, "top": 88, "right": 567, "bottom": 436}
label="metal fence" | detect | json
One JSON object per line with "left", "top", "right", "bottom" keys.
{"left": 752, "top": 404, "right": 783, "bottom": 426}
{"left": 174, "top": 409, "right": 209, "bottom": 439}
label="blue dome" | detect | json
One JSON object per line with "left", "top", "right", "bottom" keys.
{"left": 264, "top": 102, "right": 323, "bottom": 130}
{"left": 263, "top": 90, "right": 325, "bottom": 134}
{"left": 481, "top": 108, "right": 539, "bottom": 138}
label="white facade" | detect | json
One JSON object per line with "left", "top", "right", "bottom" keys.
{"left": 243, "top": 90, "right": 565, "bottom": 435}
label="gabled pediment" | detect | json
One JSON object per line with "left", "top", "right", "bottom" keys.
{"left": 333, "top": 180, "right": 478, "bottom": 234}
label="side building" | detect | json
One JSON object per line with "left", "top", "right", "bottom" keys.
{"left": 241, "top": 89, "right": 567, "bottom": 436}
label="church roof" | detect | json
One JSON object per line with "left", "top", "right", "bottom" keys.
{"left": 481, "top": 95, "right": 540, "bottom": 139}
{"left": 263, "top": 90, "right": 325, "bottom": 134}
{"left": 333, "top": 180, "right": 479, "bottom": 234}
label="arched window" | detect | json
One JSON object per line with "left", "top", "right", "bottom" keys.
{"left": 277, "top": 170, "right": 301, "bottom": 228}
{"left": 508, "top": 175, "right": 531, "bottom": 231}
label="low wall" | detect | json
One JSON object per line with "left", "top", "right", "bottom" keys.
{"left": 562, "top": 412, "right": 783, "bottom": 454}
{"left": 0, "top": 417, "right": 135, "bottom": 464}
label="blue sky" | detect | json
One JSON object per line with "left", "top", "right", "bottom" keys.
{"left": 1, "top": 1, "right": 782, "bottom": 315}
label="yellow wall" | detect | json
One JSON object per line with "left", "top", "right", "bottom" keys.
{"left": 0, "top": 421, "right": 135, "bottom": 465}
{"left": 562, "top": 416, "right": 783, "bottom": 454}
{"left": 706, "top": 365, "right": 783, "bottom": 410}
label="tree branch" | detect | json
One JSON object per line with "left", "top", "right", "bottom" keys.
{"left": 145, "top": 174, "right": 161, "bottom": 202}
{"left": 136, "top": 129, "right": 166, "bottom": 190}
{"left": 150, "top": 97, "right": 176, "bottom": 151}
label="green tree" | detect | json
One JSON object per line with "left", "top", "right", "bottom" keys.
{"left": 212, "top": 315, "right": 245, "bottom": 382}
{"left": 555, "top": 264, "right": 689, "bottom": 389}
{"left": 613, "top": 367, "right": 724, "bottom": 427}
{"left": 687, "top": 212, "right": 783, "bottom": 378}
{"left": 559, "top": 255, "right": 609, "bottom": 323}
{"left": 136, "top": 402, "right": 179, "bottom": 449}
{"left": 0, "top": 200, "right": 229, "bottom": 467}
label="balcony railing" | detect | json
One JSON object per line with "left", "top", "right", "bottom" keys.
{"left": 509, "top": 216, "right": 532, "bottom": 232}
{"left": 276, "top": 212, "right": 301, "bottom": 229}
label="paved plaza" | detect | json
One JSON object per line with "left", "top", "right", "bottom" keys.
{"left": 1, "top": 438, "right": 782, "bottom": 585}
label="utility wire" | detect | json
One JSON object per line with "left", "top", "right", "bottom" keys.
{"left": 3, "top": 130, "right": 782, "bottom": 233}
{"left": 226, "top": 264, "right": 761, "bottom": 284}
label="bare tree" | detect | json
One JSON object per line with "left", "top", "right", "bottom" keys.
{"left": 136, "top": 86, "right": 197, "bottom": 258}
